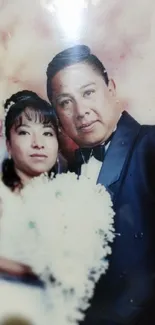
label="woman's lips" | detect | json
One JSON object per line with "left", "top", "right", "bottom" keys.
{"left": 30, "top": 154, "right": 47, "bottom": 160}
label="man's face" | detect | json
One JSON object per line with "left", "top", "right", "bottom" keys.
{"left": 51, "top": 62, "right": 121, "bottom": 147}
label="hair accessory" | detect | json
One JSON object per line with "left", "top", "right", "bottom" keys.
{"left": 3, "top": 100, "right": 15, "bottom": 137}
{"left": 4, "top": 101, "right": 15, "bottom": 119}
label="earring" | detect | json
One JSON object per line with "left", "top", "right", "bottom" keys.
{"left": 57, "top": 156, "right": 60, "bottom": 174}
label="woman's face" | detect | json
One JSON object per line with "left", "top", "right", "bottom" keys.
{"left": 6, "top": 111, "right": 58, "bottom": 181}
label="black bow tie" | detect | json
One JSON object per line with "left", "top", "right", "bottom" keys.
{"left": 75, "top": 132, "right": 115, "bottom": 165}
{"left": 75, "top": 145, "right": 105, "bottom": 165}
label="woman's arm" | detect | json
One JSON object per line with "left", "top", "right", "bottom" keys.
{"left": 0, "top": 257, "right": 32, "bottom": 276}
{"left": 0, "top": 197, "right": 32, "bottom": 276}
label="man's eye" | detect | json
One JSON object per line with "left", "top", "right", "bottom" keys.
{"left": 84, "top": 89, "right": 95, "bottom": 97}
{"left": 60, "top": 99, "right": 71, "bottom": 108}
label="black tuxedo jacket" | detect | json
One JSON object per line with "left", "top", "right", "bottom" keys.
{"left": 69, "top": 112, "right": 155, "bottom": 325}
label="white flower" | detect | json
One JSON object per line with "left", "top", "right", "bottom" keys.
{"left": 0, "top": 172, "right": 115, "bottom": 325}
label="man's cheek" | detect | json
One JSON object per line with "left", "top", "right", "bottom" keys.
{"left": 62, "top": 116, "right": 72, "bottom": 128}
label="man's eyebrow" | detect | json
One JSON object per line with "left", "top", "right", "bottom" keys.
{"left": 56, "top": 93, "right": 72, "bottom": 101}
{"left": 80, "top": 82, "right": 96, "bottom": 89}
{"left": 55, "top": 83, "right": 96, "bottom": 101}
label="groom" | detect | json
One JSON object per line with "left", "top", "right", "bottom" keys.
{"left": 46, "top": 45, "right": 155, "bottom": 325}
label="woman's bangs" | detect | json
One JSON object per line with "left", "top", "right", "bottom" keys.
{"left": 14, "top": 107, "right": 55, "bottom": 128}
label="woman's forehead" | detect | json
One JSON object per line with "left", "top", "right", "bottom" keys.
{"left": 14, "top": 109, "right": 53, "bottom": 126}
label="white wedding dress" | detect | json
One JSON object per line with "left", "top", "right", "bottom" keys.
{"left": 0, "top": 182, "right": 47, "bottom": 325}
{"left": 0, "top": 279, "right": 46, "bottom": 325}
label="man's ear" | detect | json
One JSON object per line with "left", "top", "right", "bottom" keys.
{"left": 107, "top": 79, "right": 116, "bottom": 97}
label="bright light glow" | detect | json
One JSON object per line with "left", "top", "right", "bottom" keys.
{"left": 42, "top": 0, "right": 89, "bottom": 40}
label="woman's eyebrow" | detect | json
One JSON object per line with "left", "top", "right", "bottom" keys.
{"left": 15, "top": 124, "right": 30, "bottom": 131}
{"left": 43, "top": 124, "right": 54, "bottom": 128}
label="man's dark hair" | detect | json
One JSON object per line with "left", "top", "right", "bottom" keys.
{"left": 46, "top": 45, "right": 109, "bottom": 102}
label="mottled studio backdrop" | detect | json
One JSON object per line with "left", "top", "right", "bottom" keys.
{"left": 0, "top": 0, "right": 155, "bottom": 162}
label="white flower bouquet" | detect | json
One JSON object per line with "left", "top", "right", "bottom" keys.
{"left": 0, "top": 172, "right": 115, "bottom": 325}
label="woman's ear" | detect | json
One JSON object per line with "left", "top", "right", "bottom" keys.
{"left": 6, "top": 140, "right": 11, "bottom": 158}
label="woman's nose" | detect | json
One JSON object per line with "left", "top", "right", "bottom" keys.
{"left": 31, "top": 135, "right": 44, "bottom": 149}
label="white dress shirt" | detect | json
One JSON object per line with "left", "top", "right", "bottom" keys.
{"left": 81, "top": 142, "right": 110, "bottom": 183}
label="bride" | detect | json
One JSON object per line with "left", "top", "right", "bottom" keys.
{"left": 0, "top": 90, "right": 114, "bottom": 325}
{"left": 0, "top": 90, "right": 62, "bottom": 324}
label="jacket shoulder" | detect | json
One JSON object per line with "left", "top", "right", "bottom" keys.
{"left": 139, "top": 124, "right": 155, "bottom": 140}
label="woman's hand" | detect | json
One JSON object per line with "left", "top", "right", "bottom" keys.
{"left": 0, "top": 257, "right": 32, "bottom": 276}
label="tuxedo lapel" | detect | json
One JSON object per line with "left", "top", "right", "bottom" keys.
{"left": 97, "top": 112, "right": 141, "bottom": 190}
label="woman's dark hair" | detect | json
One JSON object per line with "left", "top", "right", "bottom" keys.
{"left": 2, "top": 90, "right": 58, "bottom": 190}
{"left": 46, "top": 45, "right": 109, "bottom": 103}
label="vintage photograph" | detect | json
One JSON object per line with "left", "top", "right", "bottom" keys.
{"left": 0, "top": 1, "right": 155, "bottom": 324}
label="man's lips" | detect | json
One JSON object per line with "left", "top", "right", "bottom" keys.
{"left": 78, "top": 121, "right": 97, "bottom": 131}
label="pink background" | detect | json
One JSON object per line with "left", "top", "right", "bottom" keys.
{"left": 0, "top": 0, "right": 155, "bottom": 160}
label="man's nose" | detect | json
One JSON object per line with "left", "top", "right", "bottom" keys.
{"left": 75, "top": 100, "right": 90, "bottom": 119}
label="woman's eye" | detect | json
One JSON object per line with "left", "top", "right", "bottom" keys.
{"left": 43, "top": 131, "right": 53, "bottom": 137}
{"left": 18, "top": 130, "right": 29, "bottom": 135}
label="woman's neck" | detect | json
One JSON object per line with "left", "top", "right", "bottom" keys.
{"left": 15, "top": 168, "right": 34, "bottom": 188}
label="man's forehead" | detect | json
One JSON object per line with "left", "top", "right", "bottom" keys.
{"left": 51, "top": 65, "right": 99, "bottom": 94}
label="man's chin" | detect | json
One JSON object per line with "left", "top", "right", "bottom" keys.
{"left": 77, "top": 136, "right": 105, "bottom": 148}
